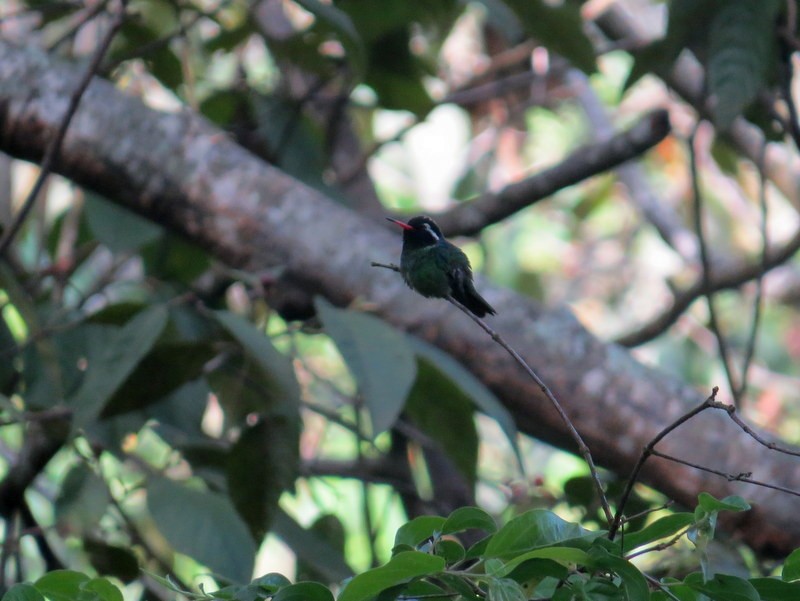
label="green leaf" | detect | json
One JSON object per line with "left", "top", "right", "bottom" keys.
{"left": 315, "top": 298, "right": 416, "bottom": 435}
{"left": 485, "top": 509, "right": 596, "bottom": 558}
{"left": 214, "top": 310, "right": 300, "bottom": 418}
{"left": 498, "top": 547, "right": 592, "bottom": 577}
{"left": 435, "top": 539, "right": 465, "bottom": 565}
{"left": 487, "top": 578, "right": 527, "bottom": 601}
{"left": 589, "top": 545, "right": 649, "bottom": 601}
{"left": 405, "top": 355, "right": 479, "bottom": 487}
{"left": 227, "top": 416, "right": 299, "bottom": 539}
{"left": 80, "top": 578, "right": 124, "bottom": 601}
{"left": 783, "top": 548, "right": 800, "bottom": 581}
{"left": 272, "top": 508, "right": 353, "bottom": 582}
{"left": 101, "top": 341, "right": 215, "bottom": 418}
{"left": 140, "top": 234, "right": 210, "bottom": 284}
{"left": 708, "top": 0, "right": 782, "bottom": 129}
{"left": 697, "top": 492, "right": 750, "bottom": 513}
{"left": 2, "top": 584, "right": 45, "bottom": 601}
{"left": 35, "top": 571, "right": 89, "bottom": 601}
{"left": 294, "top": 0, "right": 365, "bottom": 76}
{"left": 273, "top": 582, "right": 334, "bottom": 601}
{"left": 685, "top": 573, "right": 760, "bottom": 601}
{"left": 54, "top": 464, "right": 110, "bottom": 535}
{"left": 501, "top": 0, "right": 595, "bottom": 73}
{"left": 435, "top": 573, "right": 482, "bottom": 601}
{"left": 394, "top": 515, "right": 446, "bottom": 548}
{"left": 147, "top": 476, "right": 256, "bottom": 583}
{"left": 337, "top": 551, "right": 446, "bottom": 601}
{"left": 751, "top": 577, "right": 800, "bottom": 600}
{"left": 68, "top": 305, "right": 168, "bottom": 429}
{"left": 621, "top": 512, "right": 695, "bottom": 553}
{"left": 409, "top": 338, "right": 521, "bottom": 470}
{"left": 442, "top": 506, "right": 496, "bottom": 535}
{"left": 84, "top": 192, "right": 162, "bottom": 253}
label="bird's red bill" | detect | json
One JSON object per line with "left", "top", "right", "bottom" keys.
{"left": 386, "top": 217, "right": 414, "bottom": 230}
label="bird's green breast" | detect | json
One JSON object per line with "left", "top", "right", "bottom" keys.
{"left": 400, "top": 244, "right": 468, "bottom": 298}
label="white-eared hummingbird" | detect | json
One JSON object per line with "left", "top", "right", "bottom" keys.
{"left": 387, "top": 216, "right": 496, "bottom": 318}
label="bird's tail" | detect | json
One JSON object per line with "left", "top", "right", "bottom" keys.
{"left": 456, "top": 282, "right": 496, "bottom": 318}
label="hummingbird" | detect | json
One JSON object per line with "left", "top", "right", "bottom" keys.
{"left": 386, "top": 215, "right": 496, "bottom": 318}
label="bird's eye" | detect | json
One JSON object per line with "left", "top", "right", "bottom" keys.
{"left": 422, "top": 223, "right": 439, "bottom": 241}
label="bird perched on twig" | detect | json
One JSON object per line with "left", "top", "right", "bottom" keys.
{"left": 386, "top": 215, "right": 496, "bottom": 318}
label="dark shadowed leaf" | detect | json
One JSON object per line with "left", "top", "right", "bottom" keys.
{"left": 84, "top": 539, "right": 140, "bottom": 583}
{"left": 315, "top": 298, "right": 416, "bottom": 435}
{"left": 295, "top": 514, "right": 348, "bottom": 582}
{"left": 214, "top": 310, "right": 300, "bottom": 417}
{"left": 227, "top": 415, "right": 299, "bottom": 538}
{"left": 147, "top": 476, "right": 256, "bottom": 583}
{"left": 54, "top": 464, "right": 110, "bottom": 535}
{"left": 501, "top": 0, "right": 595, "bottom": 73}
{"left": 405, "top": 356, "right": 479, "bottom": 487}
{"left": 408, "top": 338, "right": 522, "bottom": 470}
{"left": 84, "top": 192, "right": 162, "bottom": 253}
{"left": 101, "top": 341, "right": 215, "bottom": 418}
{"left": 68, "top": 305, "right": 168, "bottom": 428}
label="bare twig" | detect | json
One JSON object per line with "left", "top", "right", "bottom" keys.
{"left": 626, "top": 524, "right": 693, "bottom": 560}
{"left": 650, "top": 449, "right": 800, "bottom": 498}
{"left": 689, "top": 127, "right": 740, "bottom": 401}
{"left": 708, "top": 400, "right": 800, "bottom": 458}
{"left": 0, "top": 0, "right": 127, "bottom": 258}
{"left": 608, "top": 387, "right": 719, "bottom": 540}
{"left": 734, "top": 143, "right": 768, "bottom": 403}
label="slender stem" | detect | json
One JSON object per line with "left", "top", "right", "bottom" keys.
{"left": 608, "top": 387, "right": 719, "bottom": 539}
{"left": 0, "top": 0, "right": 127, "bottom": 257}
{"left": 444, "top": 294, "right": 613, "bottom": 526}
{"left": 689, "top": 127, "right": 739, "bottom": 402}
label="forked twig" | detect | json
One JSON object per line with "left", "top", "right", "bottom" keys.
{"left": 608, "top": 386, "right": 719, "bottom": 539}
{"left": 371, "top": 261, "right": 613, "bottom": 526}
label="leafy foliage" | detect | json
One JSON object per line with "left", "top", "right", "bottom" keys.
{"left": 11, "top": 495, "right": 800, "bottom": 601}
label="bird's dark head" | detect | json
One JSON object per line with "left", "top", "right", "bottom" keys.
{"left": 386, "top": 215, "right": 443, "bottom": 247}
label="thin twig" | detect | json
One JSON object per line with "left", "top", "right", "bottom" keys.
{"left": 643, "top": 573, "right": 682, "bottom": 601}
{"left": 608, "top": 387, "right": 719, "bottom": 540}
{"left": 621, "top": 500, "right": 675, "bottom": 525}
{"left": 734, "top": 143, "right": 768, "bottom": 403}
{"left": 708, "top": 400, "right": 800, "bottom": 458}
{"left": 689, "top": 127, "right": 739, "bottom": 401}
{"left": 0, "top": 1, "right": 128, "bottom": 258}
{"left": 625, "top": 525, "right": 693, "bottom": 560}
{"left": 371, "top": 261, "right": 613, "bottom": 525}
{"left": 650, "top": 449, "right": 800, "bottom": 498}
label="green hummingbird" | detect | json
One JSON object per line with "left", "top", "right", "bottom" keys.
{"left": 387, "top": 215, "right": 496, "bottom": 318}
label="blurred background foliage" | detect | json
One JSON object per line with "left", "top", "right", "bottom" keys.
{"left": 1, "top": 0, "right": 800, "bottom": 598}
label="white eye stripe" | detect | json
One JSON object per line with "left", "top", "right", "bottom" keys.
{"left": 422, "top": 222, "right": 439, "bottom": 240}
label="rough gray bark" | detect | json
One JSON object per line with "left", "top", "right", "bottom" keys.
{"left": 0, "top": 40, "right": 798, "bottom": 555}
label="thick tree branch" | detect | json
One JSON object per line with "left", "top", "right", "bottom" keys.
{"left": 432, "top": 109, "right": 671, "bottom": 238}
{"left": 1, "top": 41, "right": 800, "bottom": 556}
